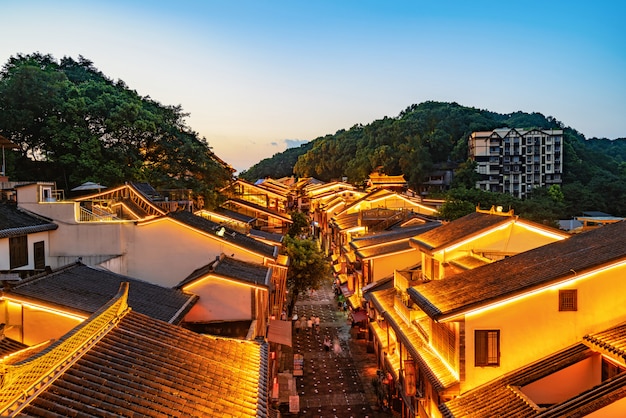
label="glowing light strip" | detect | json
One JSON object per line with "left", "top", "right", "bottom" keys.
{"left": 516, "top": 221, "right": 569, "bottom": 241}
{"left": 183, "top": 274, "right": 269, "bottom": 292}
{"left": 364, "top": 194, "right": 437, "bottom": 214}
{"left": 144, "top": 216, "right": 272, "bottom": 260}
{"left": 445, "top": 260, "right": 626, "bottom": 321}
{"left": 362, "top": 247, "right": 416, "bottom": 261}
{"left": 2, "top": 297, "right": 88, "bottom": 321}
{"left": 441, "top": 221, "right": 513, "bottom": 254}
{"left": 427, "top": 339, "right": 460, "bottom": 380}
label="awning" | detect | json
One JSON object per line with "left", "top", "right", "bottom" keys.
{"left": 267, "top": 319, "right": 292, "bottom": 347}
{"left": 351, "top": 310, "right": 368, "bottom": 323}
{"left": 340, "top": 283, "right": 354, "bottom": 297}
{"left": 348, "top": 293, "right": 362, "bottom": 310}
{"left": 333, "top": 263, "right": 342, "bottom": 273}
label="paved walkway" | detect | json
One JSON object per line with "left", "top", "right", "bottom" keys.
{"left": 279, "top": 278, "right": 392, "bottom": 417}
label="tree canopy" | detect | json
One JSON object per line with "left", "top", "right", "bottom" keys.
{"left": 0, "top": 53, "right": 233, "bottom": 207}
{"left": 241, "top": 101, "right": 626, "bottom": 219}
{"left": 283, "top": 235, "right": 330, "bottom": 314}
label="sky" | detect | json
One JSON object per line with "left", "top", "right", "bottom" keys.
{"left": 2, "top": 1, "right": 625, "bottom": 173}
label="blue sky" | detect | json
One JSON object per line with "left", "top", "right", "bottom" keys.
{"left": 2, "top": 1, "right": 625, "bottom": 173}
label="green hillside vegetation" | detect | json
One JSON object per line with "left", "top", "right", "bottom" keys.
{"left": 240, "top": 102, "right": 626, "bottom": 222}
{"left": 0, "top": 53, "right": 233, "bottom": 207}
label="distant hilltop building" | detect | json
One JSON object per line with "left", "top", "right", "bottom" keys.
{"left": 469, "top": 128, "right": 563, "bottom": 198}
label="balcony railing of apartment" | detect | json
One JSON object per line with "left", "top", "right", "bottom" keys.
{"left": 78, "top": 206, "right": 120, "bottom": 222}
{"left": 394, "top": 294, "right": 420, "bottom": 325}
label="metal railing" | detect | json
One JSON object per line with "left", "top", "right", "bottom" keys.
{"left": 78, "top": 206, "right": 119, "bottom": 222}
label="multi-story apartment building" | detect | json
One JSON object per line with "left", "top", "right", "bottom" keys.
{"left": 468, "top": 128, "right": 563, "bottom": 198}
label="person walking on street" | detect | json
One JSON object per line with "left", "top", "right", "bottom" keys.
{"left": 307, "top": 317, "right": 313, "bottom": 334}
{"left": 323, "top": 335, "right": 331, "bottom": 352}
{"left": 314, "top": 315, "right": 320, "bottom": 333}
{"left": 295, "top": 318, "right": 301, "bottom": 334}
{"left": 333, "top": 338, "right": 342, "bottom": 357}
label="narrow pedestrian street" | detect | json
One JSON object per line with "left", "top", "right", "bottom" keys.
{"left": 278, "top": 277, "right": 392, "bottom": 417}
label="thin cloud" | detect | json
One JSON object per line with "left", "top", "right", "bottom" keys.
{"left": 284, "top": 139, "right": 308, "bottom": 149}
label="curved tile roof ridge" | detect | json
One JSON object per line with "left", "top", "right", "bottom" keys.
{"left": 0, "top": 283, "right": 130, "bottom": 415}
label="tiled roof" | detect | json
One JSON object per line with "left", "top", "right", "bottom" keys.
{"left": 131, "top": 181, "right": 162, "bottom": 200}
{"left": 5, "top": 263, "right": 196, "bottom": 323}
{"left": 330, "top": 212, "right": 360, "bottom": 231}
{"left": 169, "top": 210, "right": 278, "bottom": 258}
{"left": 440, "top": 344, "right": 592, "bottom": 418}
{"left": 350, "top": 223, "right": 440, "bottom": 250}
{"left": 248, "top": 228, "right": 284, "bottom": 244}
{"left": 410, "top": 211, "right": 512, "bottom": 252}
{"left": 18, "top": 309, "right": 269, "bottom": 417}
{"left": 356, "top": 240, "right": 414, "bottom": 259}
{"left": 0, "top": 335, "right": 28, "bottom": 358}
{"left": 449, "top": 254, "right": 490, "bottom": 270}
{"left": 214, "top": 206, "right": 256, "bottom": 223}
{"left": 225, "top": 198, "right": 292, "bottom": 222}
{"left": 0, "top": 202, "right": 58, "bottom": 238}
{"left": 583, "top": 321, "right": 626, "bottom": 363}
{"left": 409, "top": 220, "right": 626, "bottom": 320}
{"left": 368, "top": 289, "right": 459, "bottom": 392}
{"left": 178, "top": 255, "right": 270, "bottom": 288}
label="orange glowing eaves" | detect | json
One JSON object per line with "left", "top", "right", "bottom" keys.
{"left": 1, "top": 296, "right": 88, "bottom": 321}
{"left": 442, "top": 259, "right": 626, "bottom": 322}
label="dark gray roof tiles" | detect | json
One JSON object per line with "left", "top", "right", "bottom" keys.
{"left": 20, "top": 311, "right": 269, "bottom": 417}
{"left": 356, "top": 240, "right": 414, "bottom": 259}
{"left": 0, "top": 202, "right": 57, "bottom": 238}
{"left": 409, "top": 220, "right": 626, "bottom": 320}
{"left": 349, "top": 223, "right": 441, "bottom": 250}
{"left": 410, "top": 211, "right": 512, "bottom": 252}
{"left": 214, "top": 206, "right": 256, "bottom": 223}
{"left": 225, "top": 198, "right": 292, "bottom": 222}
{"left": 178, "top": 255, "right": 271, "bottom": 288}
{"left": 0, "top": 336, "right": 28, "bottom": 358}
{"left": 6, "top": 263, "right": 197, "bottom": 323}
{"left": 169, "top": 210, "right": 278, "bottom": 258}
{"left": 248, "top": 228, "right": 284, "bottom": 244}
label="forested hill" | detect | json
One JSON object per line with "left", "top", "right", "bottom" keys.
{"left": 240, "top": 101, "right": 626, "bottom": 219}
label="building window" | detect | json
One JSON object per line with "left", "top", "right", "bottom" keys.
{"left": 475, "top": 330, "right": 499, "bottom": 366}
{"left": 33, "top": 241, "right": 45, "bottom": 270}
{"left": 559, "top": 289, "right": 577, "bottom": 311}
{"left": 9, "top": 235, "right": 28, "bottom": 269}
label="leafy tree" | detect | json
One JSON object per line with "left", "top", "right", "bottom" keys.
{"left": 437, "top": 199, "right": 476, "bottom": 221}
{"left": 0, "top": 53, "right": 233, "bottom": 205}
{"left": 287, "top": 211, "right": 310, "bottom": 238}
{"left": 450, "top": 158, "right": 479, "bottom": 189}
{"left": 283, "top": 235, "right": 330, "bottom": 315}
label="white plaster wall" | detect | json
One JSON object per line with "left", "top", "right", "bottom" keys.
{"left": 183, "top": 277, "right": 261, "bottom": 322}
{"left": 47, "top": 222, "right": 128, "bottom": 268}
{"left": 126, "top": 218, "right": 266, "bottom": 287}
{"left": 0, "top": 230, "right": 51, "bottom": 270}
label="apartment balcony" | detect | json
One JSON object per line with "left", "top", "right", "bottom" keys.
{"left": 394, "top": 294, "right": 420, "bottom": 325}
